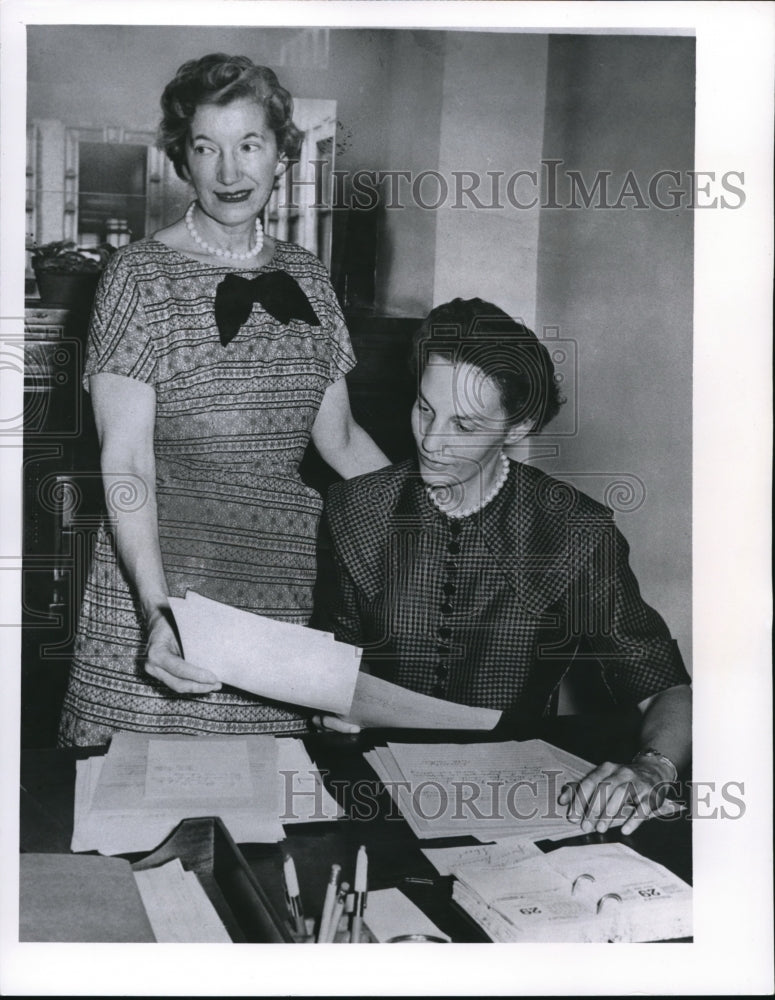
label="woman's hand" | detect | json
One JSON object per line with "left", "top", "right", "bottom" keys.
{"left": 310, "top": 713, "right": 361, "bottom": 734}
{"left": 558, "top": 758, "right": 680, "bottom": 836}
{"left": 144, "top": 612, "right": 221, "bottom": 695}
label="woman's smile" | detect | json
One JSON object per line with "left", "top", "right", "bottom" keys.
{"left": 185, "top": 97, "right": 282, "bottom": 237}
{"left": 214, "top": 189, "right": 253, "bottom": 203}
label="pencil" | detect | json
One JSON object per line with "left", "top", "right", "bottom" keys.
{"left": 283, "top": 854, "right": 306, "bottom": 937}
{"left": 317, "top": 863, "right": 341, "bottom": 943}
{"left": 326, "top": 880, "right": 350, "bottom": 943}
{"left": 350, "top": 845, "right": 368, "bottom": 943}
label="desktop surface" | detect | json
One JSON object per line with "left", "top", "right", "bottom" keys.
{"left": 19, "top": 714, "right": 691, "bottom": 943}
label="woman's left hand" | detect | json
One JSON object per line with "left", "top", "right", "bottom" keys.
{"left": 558, "top": 758, "right": 679, "bottom": 836}
{"left": 145, "top": 612, "right": 221, "bottom": 695}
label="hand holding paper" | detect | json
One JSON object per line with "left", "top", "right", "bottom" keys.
{"left": 145, "top": 610, "right": 221, "bottom": 695}
{"left": 168, "top": 591, "right": 362, "bottom": 714}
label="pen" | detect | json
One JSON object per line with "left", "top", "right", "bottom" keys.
{"left": 283, "top": 854, "right": 306, "bottom": 937}
{"left": 317, "top": 863, "right": 341, "bottom": 943}
{"left": 326, "top": 880, "right": 350, "bottom": 943}
{"left": 350, "top": 845, "right": 368, "bottom": 943}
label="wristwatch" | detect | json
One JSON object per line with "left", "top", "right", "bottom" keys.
{"left": 632, "top": 747, "right": 679, "bottom": 784}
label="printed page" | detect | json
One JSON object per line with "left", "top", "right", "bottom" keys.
{"left": 364, "top": 745, "right": 576, "bottom": 840}
{"left": 542, "top": 843, "right": 692, "bottom": 941}
{"left": 73, "top": 733, "right": 286, "bottom": 854}
{"left": 385, "top": 740, "right": 588, "bottom": 837}
{"left": 145, "top": 737, "right": 254, "bottom": 802}
{"left": 92, "top": 732, "right": 278, "bottom": 812}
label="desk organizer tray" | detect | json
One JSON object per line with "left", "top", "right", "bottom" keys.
{"left": 132, "top": 816, "right": 295, "bottom": 942}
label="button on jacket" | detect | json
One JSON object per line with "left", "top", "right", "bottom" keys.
{"left": 324, "top": 459, "right": 689, "bottom": 717}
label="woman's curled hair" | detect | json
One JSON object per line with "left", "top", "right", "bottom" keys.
{"left": 158, "top": 53, "right": 303, "bottom": 179}
{"left": 411, "top": 297, "right": 565, "bottom": 433}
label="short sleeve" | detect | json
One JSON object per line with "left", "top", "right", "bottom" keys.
{"left": 578, "top": 522, "right": 691, "bottom": 705}
{"left": 82, "top": 250, "right": 158, "bottom": 390}
{"left": 296, "top": 251, "right": 357, "bottom": 384}
{"left": 323, "top": 287, "right": 357, "bottom": 384}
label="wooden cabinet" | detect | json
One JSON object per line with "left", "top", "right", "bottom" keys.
{"left": 26, "top": 119, "right": 188, "bottom": 252}
{"left": 22, "top": 298, "right": 103, "bottom": 747}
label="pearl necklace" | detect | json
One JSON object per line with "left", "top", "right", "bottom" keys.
{"left": 185, "top": 202, "right": 264, "bottom": 261}
{"left": 427, "top": 453, "right": 510, "bottom": 520}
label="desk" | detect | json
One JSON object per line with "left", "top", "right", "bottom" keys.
{"left": 20, "top": 715, "right": 691, "bottom": 943}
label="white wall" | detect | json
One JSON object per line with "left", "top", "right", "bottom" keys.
{"left": 432, "top": 32, "right": 547, "bottom": 329}
{"left": 536, "top": 35, "right": 694, "bottom": 670}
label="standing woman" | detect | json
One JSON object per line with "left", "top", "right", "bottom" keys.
{"left": 58, "top": 54, "right": 388, "bottom": 745}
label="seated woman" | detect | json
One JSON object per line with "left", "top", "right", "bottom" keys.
{"left": 320, "top": 297, "right": 691, "bottom": 835}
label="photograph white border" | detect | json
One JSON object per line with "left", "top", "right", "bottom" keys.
{"left": 1, "top": 1, "right": 772, "bottom": 995}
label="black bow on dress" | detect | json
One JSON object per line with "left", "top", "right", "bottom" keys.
{"left": 214, "top": 270, "right": 321, "bottom": 346}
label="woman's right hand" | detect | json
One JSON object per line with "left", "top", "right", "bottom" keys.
{"left": 145, "top": 611, "right": 221, "bottom": 695}
{"left": 311, "top": 713, "right": 362, "bottom": 734}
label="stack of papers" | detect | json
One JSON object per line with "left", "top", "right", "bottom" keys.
{"left": 452, "top": 842, "right": 692, "bottom": 942}
{"left": 169, "top": 590, "right": 362, "bottom": 714}
{"left": 72, "top": 733, "right": 341, "bottom": 855}
{"left": 364, "top": 740, "right": 591, "bottom": 841}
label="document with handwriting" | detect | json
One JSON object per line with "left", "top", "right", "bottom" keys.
{"left": 74, "top": 732, "right": 285, "bottom": 853}
{"left": 365, "top": 740, "right": 590, "bottom": 840}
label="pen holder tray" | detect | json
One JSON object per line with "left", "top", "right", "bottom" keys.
{"left": 287, "top": 913, "right": 378, "bottom": 944}
{"left": 132, "top": 816, "right": 295, "bottom": 943}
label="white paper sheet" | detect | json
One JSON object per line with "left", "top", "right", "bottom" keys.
{"left": 169, "top": 590, "right": 361, "bottom": 714}
{"left": 276, "top": 736, "right": 343, "bottom": 823}
{"left": 72, "top": 735, "right": 342, "bottom": 855}
{"left": 349, "top": 671, "right": 501, "bottom": 729}
{"left": 73, "top": 732, "right": 286, "bottom": 854}
{"left": 145, "top": 738, "right": 254, "bottom": 801}
{"left": 364, "top": 739, "right": 590, "bottom": 840}
{"left": 421, "top": 839, "right": 542, "bottom": 876}
{"left": 363, "top": 887, "right": 450, "bottom": 942}
{"left": 133, "top": 858, "right": 232, "bottom": 943}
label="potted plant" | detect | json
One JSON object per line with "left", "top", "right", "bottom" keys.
{"left": 30, "top": 240, "right": 117, "bottom": 308}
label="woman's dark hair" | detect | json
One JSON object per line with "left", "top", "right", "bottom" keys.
{"left": 411, "top": 297, "right": 565, "bottom": 432}
{"left": 158, "top": 53, "right": 303, "bottom": 180}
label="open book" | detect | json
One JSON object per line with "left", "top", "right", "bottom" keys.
{"left": 452, "top": 842, "right": 692, "bottom": 942}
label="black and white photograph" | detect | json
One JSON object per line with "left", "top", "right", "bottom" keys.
{"left": 0, "top": 1, "right": 772, "bottom": 995}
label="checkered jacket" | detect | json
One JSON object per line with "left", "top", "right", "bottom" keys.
{"left": 324, "top": 459, "right": 689, "bottom": 717}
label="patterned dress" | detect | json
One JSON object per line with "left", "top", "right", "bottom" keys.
{"left": 58, "top": 239, "right": 355, "bottom": 746}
